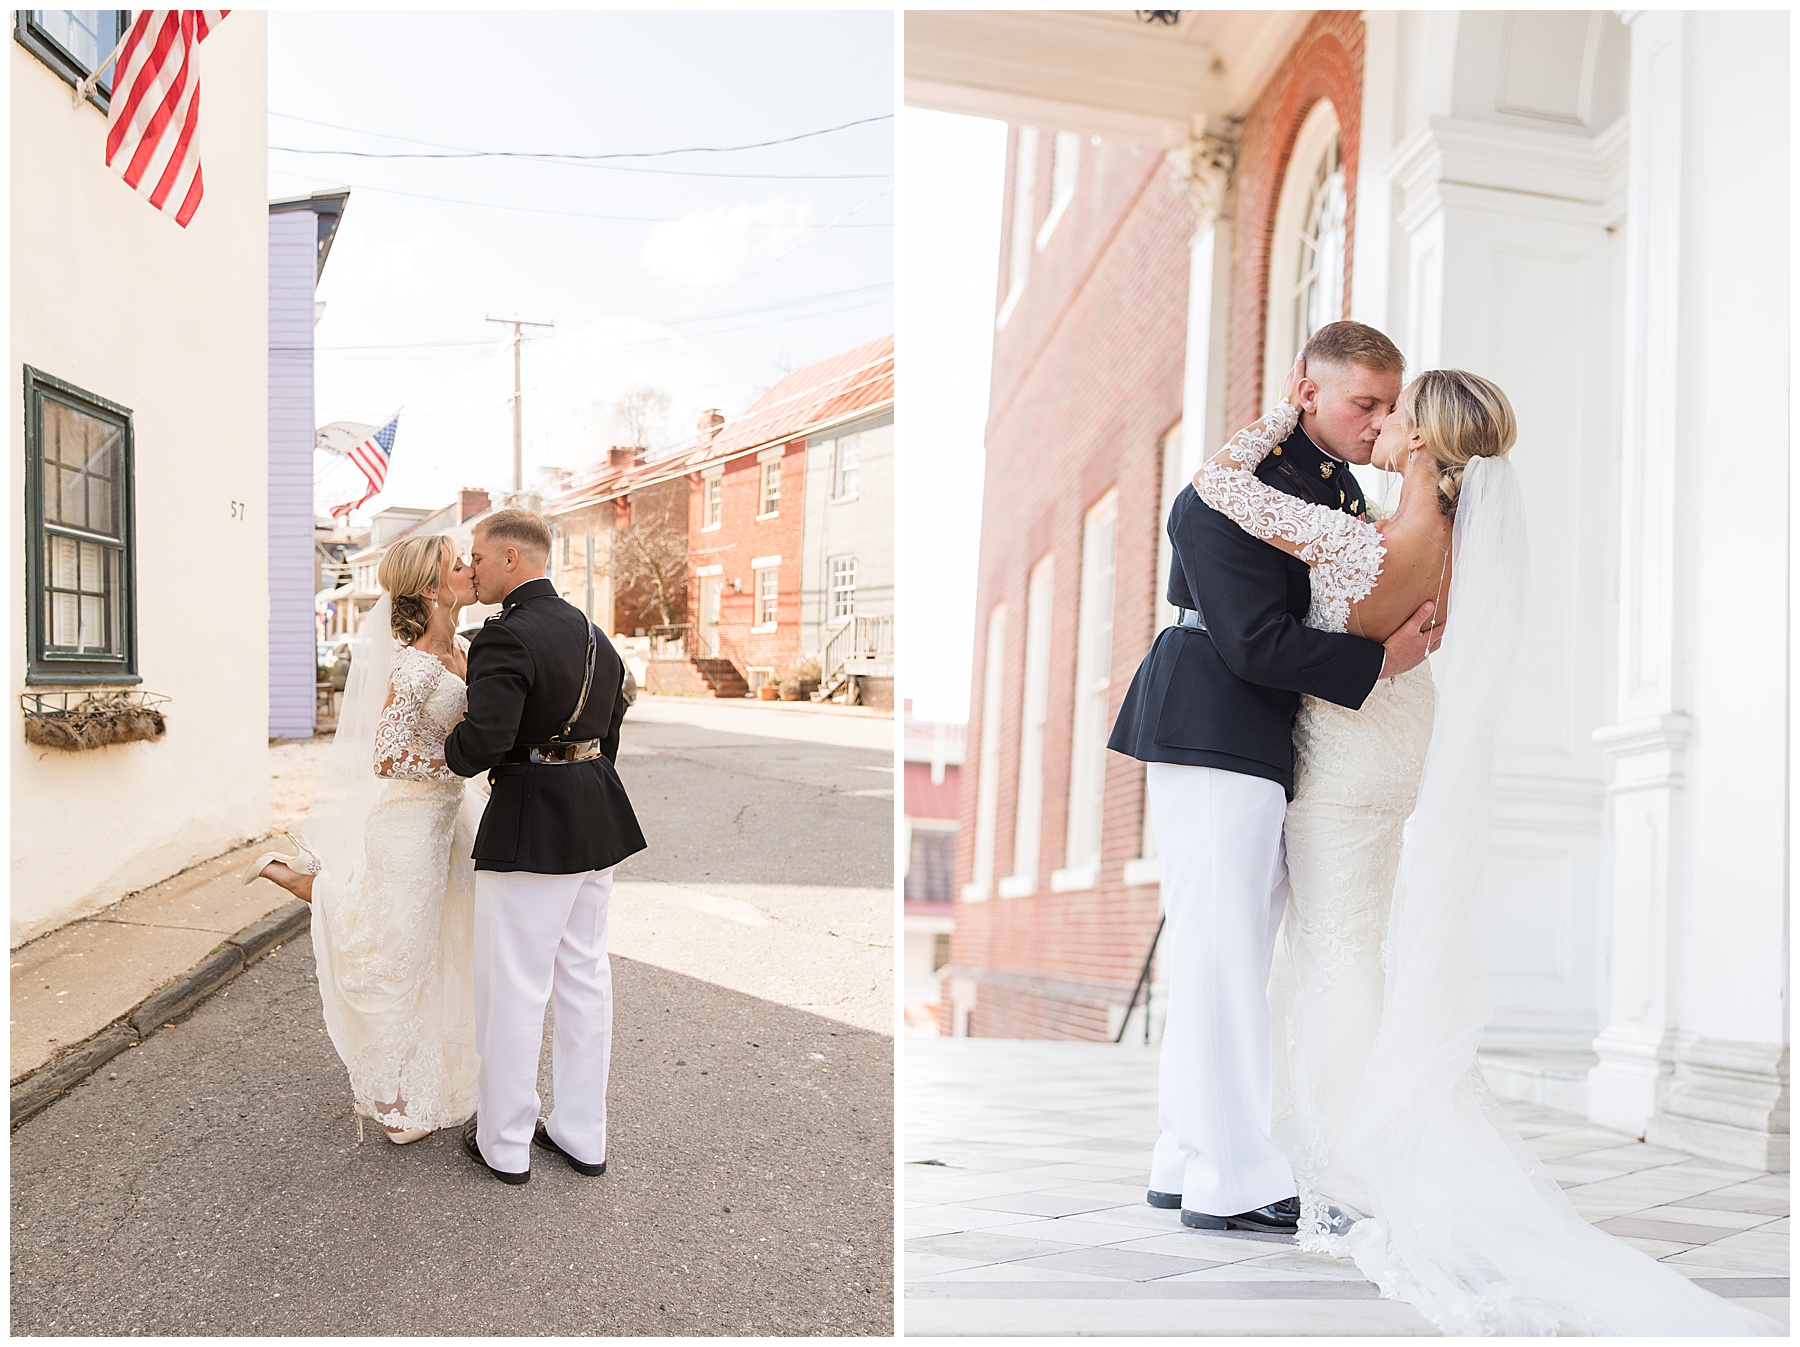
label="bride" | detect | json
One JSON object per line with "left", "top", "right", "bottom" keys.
{"left": 1192, "top": 356, "right": 1776, "bottom": 1335}
{"left": 248, "top": 534, "right": 481, "bottom": 1144}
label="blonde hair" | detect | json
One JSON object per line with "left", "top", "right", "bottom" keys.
{"left": 378, "top": 535, "right": 452, "bottom": 645}
{"left": 1400, "top": 369, "right": 1517, "bottom": 515}
{"left": 476, "top": 508, "right": 551, "bottom": 562}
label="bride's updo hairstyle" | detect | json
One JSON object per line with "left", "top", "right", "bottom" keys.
{"left": 378, "top": 535, "right": 452, "bottom": 646}
{"left": 1400, "top": 369, "right": 1517, "bottom": 515}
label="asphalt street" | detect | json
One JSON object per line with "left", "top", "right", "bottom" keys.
{"left": 11, "top": 700, "right": 895, "bottom": 1335}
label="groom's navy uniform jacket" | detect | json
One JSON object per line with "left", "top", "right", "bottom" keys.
{"left": 1107, "top": 420, "right": 1387, "bottom": 800}
{"left": 445, "top": 577, "right": 647, "bottom": 873}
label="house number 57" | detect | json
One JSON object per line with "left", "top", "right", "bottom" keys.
{"left": 229, "top": 500, "right": 246, "bottom": 519}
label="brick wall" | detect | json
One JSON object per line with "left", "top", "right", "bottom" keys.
{"left": 1223, "top": 11, "right": 1366, "bottom": 430}
{"left": 947, "top": 137, "right": 1192, "bottom": 1040}
{"left": 686, "top": 437, "right": 808, "bottom": 682}
{"left": 946, "top": 15, "right": 1367, "bottom": 1040}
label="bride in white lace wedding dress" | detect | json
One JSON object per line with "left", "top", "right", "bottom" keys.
{"left": 251, "top": 535, "right": 481, "bottom": 1142}
{"left": 1192, "top": 359, "right": 1776, "bottom": 1336}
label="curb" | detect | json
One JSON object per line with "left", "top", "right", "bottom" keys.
{"left": 9, "top": 898, "right": 312, "bottom": 1129}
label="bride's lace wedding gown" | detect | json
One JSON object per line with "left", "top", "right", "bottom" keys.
{"left": 1194, "top": 403, "right": 1777, "bottom": 1336}
{"left": 310, "top": 640, "right": 481, "bottom": 1132}
{"left": 1196, "top": 398, "right": 1435, "bottom": 1234}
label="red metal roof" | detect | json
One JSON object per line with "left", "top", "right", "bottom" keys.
{"left": 546, "top": 333, "right": 893, "bottom": 516}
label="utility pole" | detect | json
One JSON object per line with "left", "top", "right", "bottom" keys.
{"left": 485, "top": 315, "right": 554, "bottom": 496}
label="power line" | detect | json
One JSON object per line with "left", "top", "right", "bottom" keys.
{"left": 309, "top": 283, "right": 894, "bottom": 351}
{"left": 267, "top": 170, "right": 893, "bottom": 228}
{"left": 265, "top": 111, "right": 892, "bottom": 163}
{"left": 269, "top": 144, "right": 889, "bottom": 181}
{"left": 309, "top": 294, "right": 892, "bottom": 363}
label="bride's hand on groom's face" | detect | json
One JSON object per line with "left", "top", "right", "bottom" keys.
{"left": 1282, "top": 352, "right": 1306, "bottom": 407}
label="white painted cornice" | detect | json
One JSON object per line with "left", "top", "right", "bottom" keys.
{"left": 904, "top": 10, "right": 1310, "bottom": 146}
{"left": 1389, "top": 113, "right": 1634, "bottom": 231}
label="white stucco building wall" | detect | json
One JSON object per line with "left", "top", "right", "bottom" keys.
{"left": 10, "top": 14, "right": 272, "bottom": 945}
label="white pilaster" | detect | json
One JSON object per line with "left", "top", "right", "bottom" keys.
{"left": 1585, "top": 10, "right": 1692, "bottom": 1137}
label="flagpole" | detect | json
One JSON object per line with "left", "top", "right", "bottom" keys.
{"left": 73, "top": 20, "right": 135, "bottom": 107}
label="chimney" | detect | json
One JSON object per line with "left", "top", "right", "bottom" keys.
{"left": 696, "top": 408, "right": 725, "bottom": 444}
{"left": 458, "top": 488, "right": 490, "bottom": 523}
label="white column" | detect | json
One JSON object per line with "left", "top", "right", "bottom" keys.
{"left": 1615, "top": 9, "right": 1788, "bottom": 1168}
{"left": 1168, "top": 128, "right": 1237, "bottom": 484}
{"left": 1586, "top": 9, "right": 1693, "bottom": 1136}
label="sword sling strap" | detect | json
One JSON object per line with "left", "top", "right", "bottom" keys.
{"left": 554, "top": 622, "right": 599, "bottom": 743}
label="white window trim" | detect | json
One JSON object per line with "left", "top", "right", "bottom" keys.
{"left": 750, "top": 622, "right": 777, "bottom": 634}
{"left": 695, "top": 564, "right": 723, "bottom": 578}
{"left": 829, "top": 492, "right": 860, "bottom": 506}
{"left": 750, "top": 555, "right": 781, "bottom": 569}
{"left": 1263, "top": 98, "right": 1344, "bottom": 402}
{"left": 968, "top": 601, "right": 1008, "bottom": 899}
{"left": 701, "top": 522, "right": 723, "bottom": 533}
{"left": 1050, "top": 865, "right": 1098, "bottom": 893}
{"left": 1035, "top": 130, "right": 1081, "bottom": 250}
{"left": 996, "top": 874, "right": 1036, "bottom": 900}
{"left": 755, "top": 511, "right": 779, "bottom": 522}
{"left": 756, "top": 445, "right": 785, "bottom": 463}
{"left": 1064, "top": 490, "right": 1118, "bottom": 876}
{"left": 1005, "top": 551, "right": 1053, "bottom": 901}
{"left": 996, "top": 126, "right": 1039, "bottom": 330}
{"left": 1122, "top": 857, "right": 1162, "bottom": 888}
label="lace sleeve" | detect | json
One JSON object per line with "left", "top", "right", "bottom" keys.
{"left": 1211, "top": 398, "right": 1300, "bottom": 474}
{"left": 373, "top": 652, "right": 453, "bottom": 781}
{"left": 1195, "top": 402, "right": 1387, "bottom": 630}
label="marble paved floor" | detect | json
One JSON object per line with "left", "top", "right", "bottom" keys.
{"left": 903, "top": 1039, "right": 1788, "bottom": 1337}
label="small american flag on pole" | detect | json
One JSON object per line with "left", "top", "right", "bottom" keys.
{"left": 104, "top": 11, "right": 229, "bottom": 228}
{"left": 330, "top": 415, "right": 402, "bottom": 519}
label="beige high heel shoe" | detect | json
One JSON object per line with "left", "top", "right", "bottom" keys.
{"left": 240, "top": 831, "right": 322, "bottom": 886}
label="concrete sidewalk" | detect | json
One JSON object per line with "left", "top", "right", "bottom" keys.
{"left": 11, "top": 737, "right": 328, "bottom": 1094}
{"left": 904, "top": 1039, "right": 1788, "bottom": 1336}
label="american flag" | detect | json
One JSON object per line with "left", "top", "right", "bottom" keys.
{"left": 104, "top": 11, "right": 229, "bottom": 228}
{"left": 330, "top": 415, "right": 401, "bottom": 519}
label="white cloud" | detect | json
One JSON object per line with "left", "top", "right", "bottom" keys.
{"left": 640, "top": 199, "right": 813, "bottom": 288}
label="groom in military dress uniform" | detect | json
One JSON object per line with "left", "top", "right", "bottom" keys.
{"left": 446, "top": 508, "right": 646, "bottom": 1184}
{"left": 1108, "top": 322, "right": 1439, "bottom": 1232}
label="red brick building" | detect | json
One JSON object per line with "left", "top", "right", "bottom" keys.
{"left": 549, "top": 336, "right": 894, "bottom": 699}
{"left": 914, "top": 14, "right": 1377, "bottom": 1040}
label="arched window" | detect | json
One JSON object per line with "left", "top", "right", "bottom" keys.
{"left": 1263, "top": 101, "right": 1348, "bottom": 400}
{"left": 1294, "top": 136, "right": 1347, "bottom": 350}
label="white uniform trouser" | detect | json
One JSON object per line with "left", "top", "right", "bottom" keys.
{"left": 472, "top": 867, "right": 615, "bottom": 1175}
{"left": 1145, "top": 763, "right": 1295, "bottom": 1217}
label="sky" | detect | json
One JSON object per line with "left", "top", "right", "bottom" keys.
{"left": 896, "top": 107, "right": 1005, "bottom": 725}
{"left": 267, "top": 11, "right": 893, "bottom": 518}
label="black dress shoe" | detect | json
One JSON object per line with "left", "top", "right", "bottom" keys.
{"left": 462, "top": 1117, "right": 528, "bottom": 1186}
{"left": 532, "top": 1117, "right": 606, "bottom": 1176}
{"left": 1145, "top": 1188, "right": 1183, "bottom": 1209}
{"left": 1181, "top": 1195, "right": 1300, "bottom": 1234}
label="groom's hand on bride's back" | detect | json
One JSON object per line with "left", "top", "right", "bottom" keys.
{"left": 1378, "top": 601, "right": 1443, "bottom": 678}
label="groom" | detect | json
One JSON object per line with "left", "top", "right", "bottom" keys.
{"left": 1108, "top": 321, "right": 1439, "bottom": 1232}
{"left": 446, "top": 508, "right": 647, "bottom": 1185}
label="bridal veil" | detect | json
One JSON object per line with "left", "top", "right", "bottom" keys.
{"left": 1328, "top": 456, "right": 1778, "bottom": 1336}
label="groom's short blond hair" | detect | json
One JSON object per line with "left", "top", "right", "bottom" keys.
{"left": 1303, "top": 321, "right": 1405, "bottom": 376}
{"left": 476, "top": 508, "right": 552, "bottom": 562}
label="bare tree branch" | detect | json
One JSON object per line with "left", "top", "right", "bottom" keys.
{"left": 611, "top": 497, "right": 689, "bottom": 627}
{"left": 612, "top": 383, "right": 672, "bottom": 448}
